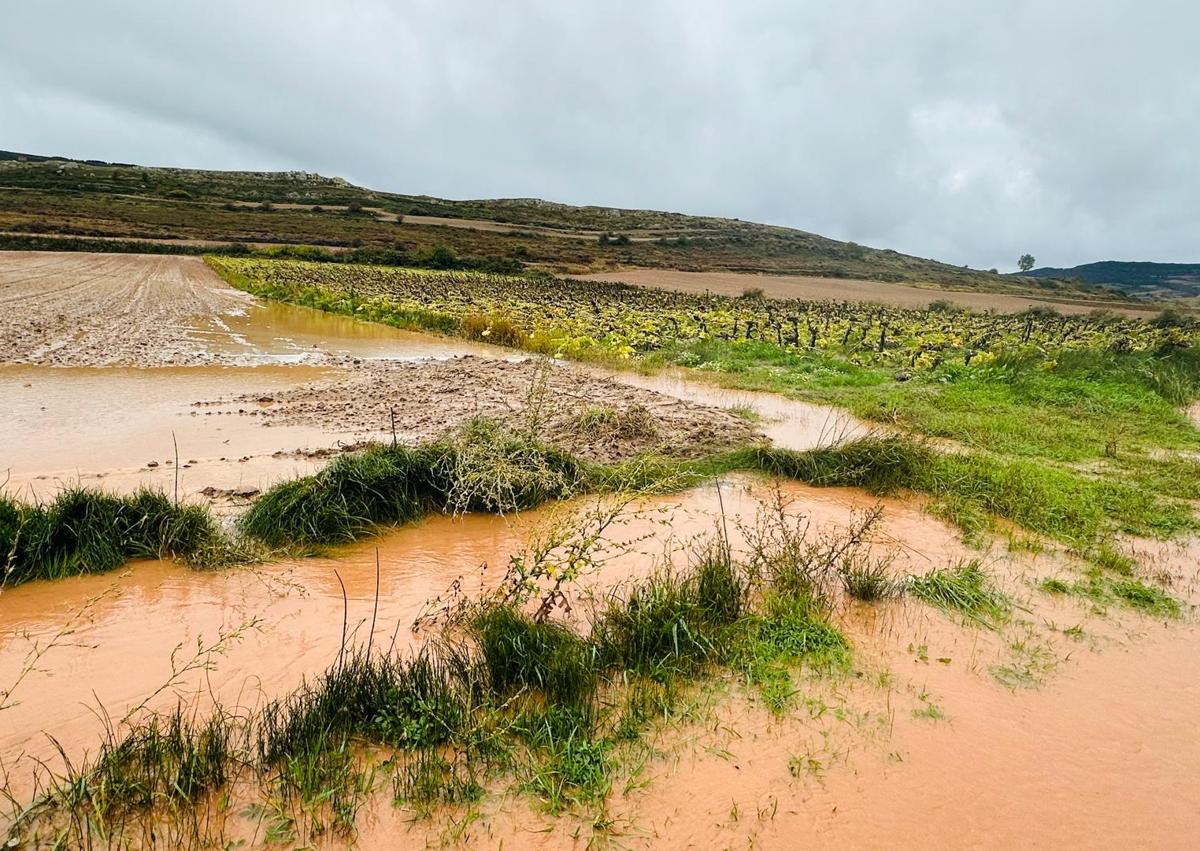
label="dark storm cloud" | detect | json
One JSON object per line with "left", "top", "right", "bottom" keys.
{"left": 2, "top": 0, "right": 1196, "bottom": 270}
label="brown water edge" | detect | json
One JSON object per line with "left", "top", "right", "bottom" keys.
{"left": 3, "top": 476, "right": 1197, "bottom": 848}
{"left": 0, "top": 478, "right": 964, "bottom": 785}
{"left": 600, "top": 366, "right": 868, "bottom": 451}
{"left": 1, "top": 354, "right": 863, "bottom": 502}
{"left": 193, "top": 294, "right": 515, "bottom": 365}
{"left": 0, "top": 363, "right": 355, "bottom": 502}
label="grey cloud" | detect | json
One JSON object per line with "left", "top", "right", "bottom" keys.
{"left": 1, "top": 0, "right": 1196, "bottom": 270}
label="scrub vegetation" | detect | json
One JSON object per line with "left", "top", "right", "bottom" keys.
{"left": 0, "top": 488, "right": 225, "bottom": 587}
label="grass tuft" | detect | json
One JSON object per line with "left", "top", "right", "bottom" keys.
{"left": 909, "top": 561, "right": 1012, "bottom": 627}
{"left": 1, "top": 487, "right": 221, "bottom": 586}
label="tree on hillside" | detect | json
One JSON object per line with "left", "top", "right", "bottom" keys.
{"left": 1018, "top": 254, "right": 1036, "bottom": 272}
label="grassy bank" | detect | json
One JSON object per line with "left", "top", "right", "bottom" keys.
{"left": 8, "top": 411, "right": 1193, "bottom": 589}
{"left": 1, "top": 488, "right": 223, "bottom": 586}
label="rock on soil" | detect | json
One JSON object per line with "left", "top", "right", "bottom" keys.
{"left": 216, "top": 357, "right": 762, "bottom": 463}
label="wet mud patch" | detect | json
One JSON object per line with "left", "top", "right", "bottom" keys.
{"left": 212, "top": 356, "right": 764, "bottom": 463}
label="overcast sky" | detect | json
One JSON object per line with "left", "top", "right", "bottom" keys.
{"left": 1, "top": 1, "right": 1196, "bottom": 270}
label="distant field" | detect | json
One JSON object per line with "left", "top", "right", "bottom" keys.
{"left": 576, "top": 268, "right": 1156, "bottom": 316}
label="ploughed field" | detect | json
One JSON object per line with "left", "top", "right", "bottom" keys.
{"left": 2, "top": 251, "right": 1200, "bottom": 849}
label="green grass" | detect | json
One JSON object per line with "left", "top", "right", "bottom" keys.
{"left": 471, "top": 606, "right": 600, "bottom": 709}
{"left": 1, "top": 487, "right": 221, "bottom": 586}
{"left": 752, "top": 435, "right": 933, "bottom": 494}
{"left": 240, "top": 420, "right": 584, "bottom": 547}
{"left": 826, "top": 350, "right": 1200, "bottom": 463}
{"left": 839, "top": 557, "right": 904, "bottom": 601}
{"left": 1040, "top": 566, "right": 1183, "bottom": 619}
{"left": 909, "top": 561, "right": 1012, "bottom": 627}
{"left": 651, "top": 340, "right": 1200, "bottom": 548}
{"left": 751, "top": 435, "right": 1194, "bottom": 544}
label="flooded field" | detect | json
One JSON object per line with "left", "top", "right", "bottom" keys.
{"left": 2, "top": 252, "right": 1198, "bottom": 849}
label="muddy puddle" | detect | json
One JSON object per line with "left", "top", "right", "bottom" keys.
{"left": 603, "top": 367, "right": 867, "bottom": 451}
{"left": 192, "top": 295, "right": 515, "bottom": 364}
{"left": 2, "top": 475, "right": 1197, "bottom": 848}
{"left": 1, "top": 363, "right": 352, "bottom": 500}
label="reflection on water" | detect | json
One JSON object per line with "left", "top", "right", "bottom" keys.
{"left": 191, "top": 297, "right": 515, "bottom": 363}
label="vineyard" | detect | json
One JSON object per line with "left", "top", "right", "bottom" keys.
{"left": 209, "top": 257, "right": 1197, "bottom": 372}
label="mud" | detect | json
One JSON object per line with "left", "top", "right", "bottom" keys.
{"left": 2, "top": 478, "right": 1197, "bottom": 848}
{"left": 0, "top": 252, "right": 256, "bottom": 366}
{"left": 214, "top": 356, "right": 763, "bottom": 463}
{"left": 0, "top": 251, "right": 512, "bottom": 367}
{"left": 0, "top": 363, "right": 359, "bottom": 505}
{"left": 0, "top": 478, "right": 970, "bottom": 780}
{"left": 602, "top": 367, "right": 867, "bottom": 451}
{"left": 576, "top": 268, "right": 1156, "bottom": 317}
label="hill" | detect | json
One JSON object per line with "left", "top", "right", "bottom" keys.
{"left": 0, "top": 150, "right": 1119, "bottom": 299}
{"left": 1025, "top": 261, "right": 1200, "bottom": 298}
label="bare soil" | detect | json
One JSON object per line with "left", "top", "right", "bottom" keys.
{"left": 0, "top": 251, "right": 259, "bottom": 366}
{"left": 214, "top": 356, "right": 761, "bottom": 463}
{"left": 576, "top": 268, "right": 1157, "bottom": 316}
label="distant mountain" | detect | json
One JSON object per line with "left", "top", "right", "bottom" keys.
{"left": 1026, "top": 261, "right": 1200, "bottom": 298}
{"left": 0, "top": 149, "right": 1122, "bottom": 300}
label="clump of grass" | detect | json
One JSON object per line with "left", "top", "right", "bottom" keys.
{"left": 511, "top": 704, "right": 610, "bottom": 811}
{"left": 5, "top": 707, "right": 235, "bottom": 843}
{"left": 1038, "top": 552, "right": 1183, "bottom": 619}
{"left": 240, "top": 444, "right": 435, "bottom": 546}
{"left": 574, "top": 403, "right": 658, "bottom": 440}
{"left": 1092, "top": 543, "right": 1136, "bottom": 576}
{"left": 752, "top": 435, "right": 934, "bottom": 494}
{"left": 460, "top": 313, "right": 528, "bottom": 348}
{"left": 1039, "top": 577, "right": 1072, "bottom": 595}
{"left": 433, "top": 417, "right": 583, "bottom": 514}
{"left": 241, "top": 421, "right": 583, "bottom": 547}
{"left": 470, "top": 606, "right": 599, "bottom": 709}
{"left": 591, "top": 552, "right": 744, "bottom": 679}
{"left": 1109, "top": 578, "right": 1182, "bottom": 618}
{"left": 839, "top": 553, "right": 904, "bottom": 601}
{"left": 1, "top": 487, "right": 221, "bottom": 586}
{"left": 393, "top": 749, "right": 483, "bottom": 811}
{"left": 909, "top": 560, "right": 1012, "bottom": 627}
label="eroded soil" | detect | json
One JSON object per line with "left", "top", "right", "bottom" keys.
{"left": 214, "top": 356, "right": 762, "bottom": 463}
{"left": 0, "top": 252, "right": 255, "bottom": 366}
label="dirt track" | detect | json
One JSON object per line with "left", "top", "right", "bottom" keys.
{"left": 0, "top": 251, "right": 254, "bottom": 366}
{"left": 576, "top": 268, "right": 1156, "bottom": 316}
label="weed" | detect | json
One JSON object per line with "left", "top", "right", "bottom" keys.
{"left": 839, "top": 553, "right": 904, "bottom": 601}
{"left": 1, "top": 487, "right": 221, "bottom": 586}
{"left": 909, "top": 561, "right": 1012, "bottom": 627}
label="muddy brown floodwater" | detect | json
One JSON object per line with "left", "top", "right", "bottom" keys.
{"left": 2, "top": 478, "right": 1198, "bottom": 849}
{"left": 2, "top": 251, "right": 1199, "bottom": 849}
